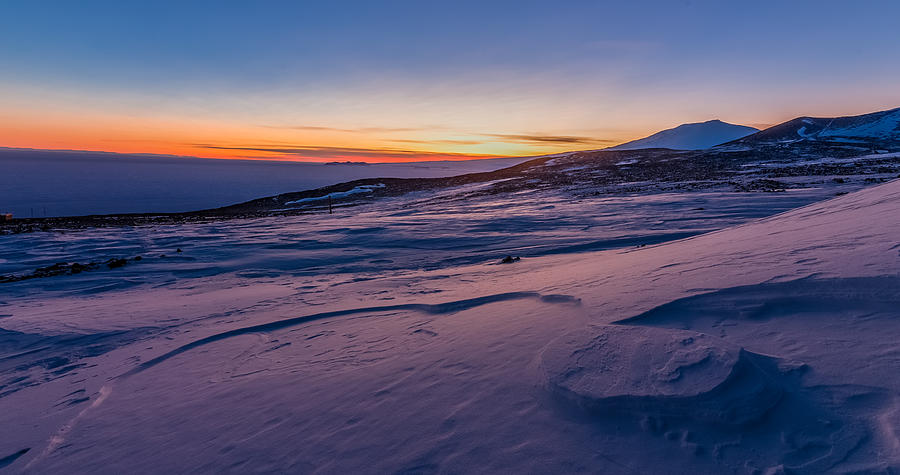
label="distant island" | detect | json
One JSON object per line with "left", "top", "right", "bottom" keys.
{"left": 324, "top": 161, "right": 371, "bottom": 166}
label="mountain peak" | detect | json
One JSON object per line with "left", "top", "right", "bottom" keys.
{"left": 607, "top": 120, "right": 759, "bottom": 151}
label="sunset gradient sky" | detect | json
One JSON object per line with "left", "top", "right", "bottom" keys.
{"left": 2, "top": 1, "right": 900, "bottom": 162}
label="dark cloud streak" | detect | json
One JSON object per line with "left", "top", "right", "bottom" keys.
{"left": 388, "top": 138, "right": 485, "bottom": 145}
{"left": 260, "top": 125, "right": 616, "bottom": 147}
{"left": 483, "top": 133, "right": 617, "bottom": 145}
{"left": 195, "top": 144, "right": 499, "bottom": 160}
{"left": 391, "top": 134, "right": 618, "bottom": 147}
{"left": 260, "top": 125, "right": 436, "bottom": 133}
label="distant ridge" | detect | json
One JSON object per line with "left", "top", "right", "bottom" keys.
{"left": 724, "top": 107, "right": 900, "bottom": 146}
{"left": 608, "top": 120, "right": 759, "bottom": 151}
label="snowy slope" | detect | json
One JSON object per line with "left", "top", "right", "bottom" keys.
{"left": 2, "top": 176, "right": 900, "bottom": 472}
{"left": 729, "top": 106, "right": 900, "bottom": 145}
{"left": 607, "top": 119, "right": 758, "bottom": 150}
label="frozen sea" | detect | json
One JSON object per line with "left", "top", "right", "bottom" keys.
{"left": 0, "top": 148, "right": 529, "bottom": 217}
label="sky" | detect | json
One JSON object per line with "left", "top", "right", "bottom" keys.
{"left": 2, "top": 0, "right": 900, "bottom": 163}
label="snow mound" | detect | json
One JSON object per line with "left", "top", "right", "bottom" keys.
{"left": 542, "top": 325, "right": 781, "bottom": 426}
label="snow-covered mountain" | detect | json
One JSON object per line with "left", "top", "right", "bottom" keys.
{"left": 607, "top": 119, "right": 759, "bottom": 151}
{"left": 727, "top": 107, "right": 900, "bottom": 145}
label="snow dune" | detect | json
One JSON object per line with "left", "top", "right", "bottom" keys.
{"left": 2, "top": 179, "right": 899, "bottom": 472}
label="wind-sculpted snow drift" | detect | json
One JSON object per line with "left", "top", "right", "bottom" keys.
{"left": 121, "top": 291, "right": 578, "bottom": 378}
{"left": 541, "top": 326, "right": 783, "bottom": 427}
{"left": 617, "top": 276, "right": 900, "bottom": 471}
{"left": 541, "top": 316, "right": 900, "bottom": 471}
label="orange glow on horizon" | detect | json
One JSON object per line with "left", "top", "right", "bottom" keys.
{"left": 0, "top": 97, "right": 640, "bottom": 162}
{"left": 0, "top": 108, "right": 592, "bottom": 163}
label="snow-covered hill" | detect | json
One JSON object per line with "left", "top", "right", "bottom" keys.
{"left": 607, "top": 119, "right": 758, "bottom": 150}
{"left": 728, "top": 106, "right": 900, "bottom": 145}
{"left": 3, "top": 174, "right": 900, "bottom": 472}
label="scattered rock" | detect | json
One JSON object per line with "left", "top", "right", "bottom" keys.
{"left": 1, "top": 254, "right": 143, "bottom": 283}
{"left": 106, "top": 258, "right": 128, "bottom": 269}
{"left": 70, "top": 262, "right": 91, "bottom": 274}
{"left": 735, "top": 179, "right": 787, "bottom": 192}
{"left": 499, "top": 255, "right": 521, "bottom": 264}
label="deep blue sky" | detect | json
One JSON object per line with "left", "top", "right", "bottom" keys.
{"left": 2, "top": 0, "right": 899, "bottom": 161}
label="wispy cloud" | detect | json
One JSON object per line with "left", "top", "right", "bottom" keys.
{"left": 482, "top": 133, "right": 617, "bottom": 146}
{"left": 389, "top": 133, "right": 617, "bottom": 147}
{"left": 387, "top": 138, "right": 486, "bottom": 145}
{"left": 259, "top": 124, "right": 616, "bottom": 148}
{"left": 260, "top": 125, "right": 438, "bottom": 133}
{"left": 194, "top": 143, "right": 500, "bottom": 161}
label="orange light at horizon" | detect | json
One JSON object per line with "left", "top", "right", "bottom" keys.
{"left": 0, "top": 106, "right": 598, "bottom": 163}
